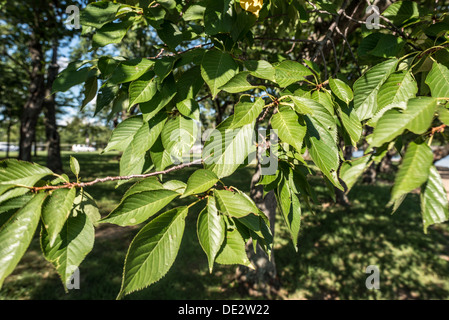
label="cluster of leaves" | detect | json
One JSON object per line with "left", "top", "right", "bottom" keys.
{"left": 1, "top": 0, "right": 449, "bottom": 298}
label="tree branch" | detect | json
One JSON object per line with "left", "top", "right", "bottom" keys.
{"left": 32, "top": 158, "right": 204, "bottom": 192}
{"left": 3, "top": 50, "right": 31, "bottom": 76}
{"left": 147, "top": 43, "right": 213, "bottom": 60}
{"left": 253, "top": 37, "right": 319, "bottom": 44}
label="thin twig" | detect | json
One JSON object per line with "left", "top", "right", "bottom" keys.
{"left": 32, "top": 158, "right": 204, "bottom": 192}
{"left": 253, "top": 37, "right": 319, "bottom": 44}
{"left": 147, "top": 43, "right": 213, "bottom": 60}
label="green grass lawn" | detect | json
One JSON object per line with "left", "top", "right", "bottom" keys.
{"left": 1, "top": 152, "right": 449, "bottom": 300}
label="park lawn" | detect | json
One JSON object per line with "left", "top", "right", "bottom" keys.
{"left": 0, "top": 151, "right": 449, "bottom": 300}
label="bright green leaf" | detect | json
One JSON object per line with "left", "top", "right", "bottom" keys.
{"left": 182, "top": 169, "right": 219, "bottom": 198}
{"left": 370, "top": 97, "right": 437, "bottom": 147}
{"left": 101, "top": 189, "right": 179, "bottom": 226}
{"left": 421, "top": 166, "right": 449, "bottom": 233}
{"left": 41, "top": 188, "right": 76, "bottom": 247}
{"left": 275, "top": 60, "right": 313, "bottom": 88}
{"left": 0, "top": 193, "right": 46, "bottom": 288}
{"left": 201, "top": 49, "right": 239, "bottom": 98}
{"left": 197, "top": 197, "right": 226, "bottom": 272}
{"left": 118, "top": 207, "right": 188, "bottom": 298}
{"left": 390, "top": 141, "right": 433, "bottom": 205}
{"left": 41, "top": 211, "right": 95, "bottom": 290}
{"left": 214, "top": 189, "right": 258, "bottom": 218}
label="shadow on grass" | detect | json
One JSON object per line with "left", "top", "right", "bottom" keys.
{"left": 275, "top": 182, "right": 449, "bottom": 300}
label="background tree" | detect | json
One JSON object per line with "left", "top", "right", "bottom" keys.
{"left": 0, "top": 0, "right": 86, "bottom": 171}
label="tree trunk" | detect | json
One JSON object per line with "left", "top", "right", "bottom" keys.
{"left": 19, "top": 33, "right": 45, "bottom": 162}
{"left": 335, "top": 143, "right": 352, "bottom": 206}
{"left": 6, "top": 119, "right": 12, "bottom": 158}
{"left": 235, "top": 162, "right": 280, "bottom": 298}
{"left": 43, "top": 38, "right": 63, "bottom": 173}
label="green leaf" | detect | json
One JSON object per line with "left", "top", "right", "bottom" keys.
{"left": 182, "top": 169, "right": 219, "bottom": 198}
{"left": 421, "top": 166, "right": 449, "bottom": 233}
{"left": 150, "top": 136, "right": 173, "bottom": 171}
{"left": 376, "top": 70, "right": 418, "bottom": 114}
{"left": 311, "top": 91, "right": 334, "bottom": 115}
{"left": 370, "top": 97, "right": 437, "bottom": 147}
{"left": 41, "top": 212, "right": 95, "bottom": 290}
{"left": 425, "top": 62, "right": 449, "bottom": 98}
{"left": 41, "top": 188, "right": 77, "bottom": 247}
{"left": 174, "top": 66, "right": 204, "bottom": 103}
{"left": 236, "top": 213, "right": 272, "bottom": 255}
{"left": 120, "top": 113, "right": 167, "bottom": 177}
{"left": 72, "top": 191, "right": 101, "bottom": 226}
{"left": 201, "top": 49, "right": 239, "bottom": 98}
{"left": 197, "top": 197, "right": 226, "bottom": 272}
{"left": 215, "top": 227, "right": 252, "bottom": 268}
{"left": 219, "top": 71, "right": 265, "bottom": 93}
{"left": 140, "top": 75, "right": 176, "bottom": 122}
{"left": 271, "top": 107, "right": 306, "bottom": 153}
{"left": 70, "top": 156, "right": 80, "bottom": 177}
{"left": 0, "top": 193, "right": 46, "bottom": 288}
{"left": 229, "top": 96, "right": 265, "bottom": 129}
{"left": 276, "top": 178, "right": 301, "bottom": 250}
{"left": 244, "top": 60, "right": 276, "bottom": 81}
{"left": 81, "top": 75, "right": 98, "bottom": 109}
{"left": 336, "top": 102, "right": 362, "bottom": 146}
{"left": 102, "top": 189, "right": 179, "bottom": 226}
{"left": 304, "top": 96, "right": 338, "bottom": 141}
{"left": 287, "top": 192, "right": 302, "bottom": 250}
{"left": 203, "top": 117, "right": 255, "bottom": 178}
{"left": 367, "top": 101, "right": 407, "bottom": 129}
{"left": 0, "top": 193, "right": 33, "bottom": 217}
{"left": 161, "top": 115, "right": 198, "bottom": 163}
{"left": 162, "top": 180, "right": 187, "bottom": 194}
{"left": 176, "top": 99, "right": 200, "bottom": 121}
{"left": 275, "top": 60, "right": 313, "bottom": 88}
{"left": 288, "top": 96, "right": 314, "bottom": 115}
{"left": 157, "top": 21, "right": 183, "bottom": 49}
{"left": 109, "top": 58, "right": 155, "bottom": 85}
{"left": 128, "top": 73, "right": 158, "bottom": 107}
{"left": 118, "top": 207, "right": 188, "bottom": 298}
{"left": 437, "top": 106, "right": 449, "bottom": 126}
{"left": 390, "top": 141, "right": 433, "bottom": 205}
{"left": 98, "top": 56, "right": 120, "bottom": 78}
{"left": 329, "top": 78, "right": 353, "bottom": 104}
{"left": 80, "top": 1, "right": 121, "bottom": 29}
{"left": 382, "top": 0, "right": 420, "bottom": 26}
{"left": 0, "top": 159, "right": 54, "bottom": 187}
{"left": 95, "top": 82, "right": 119, "bottom": 115}
{"left": 92, "top": 19, "right": 133, "bottom": 48}
{"left": 154, "top": 56, "right": 177, "bottom": 81}
{"left": 354, "top": 59, "right": 398, "bottom": 120}
{"left": 214, "top": 189, "right": 258, "bottom": 218}
{"left": 340, "top": 156, "right": 372, "bottom": 192}
{"left": 204, "top": 0, "right": 233, "bottom": 36}
{"left": 183, "top": 4, "right": 206, "bottom": 21}
{"left": 0, "top": 187, "right": 30, "bottom": 204}
{"left": 122, "top": 177, "right": 164, "bottom": 199}
{"left": 157, "top": 0, "right": 177, "bottom": 10}
{"left": 305, "top": 115, "right": 342, "bottom": 190}
{"left": 368, "top": 34, "right": 405, "bottom": 58}
{"left": 110, "top": 90, "right": 130, "bottom": 120}
{"left": 52, "top": 62, "right": 91, "bottom": 93}
{"left": 103, "top": 116, "right": 143, "bottom": 153}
